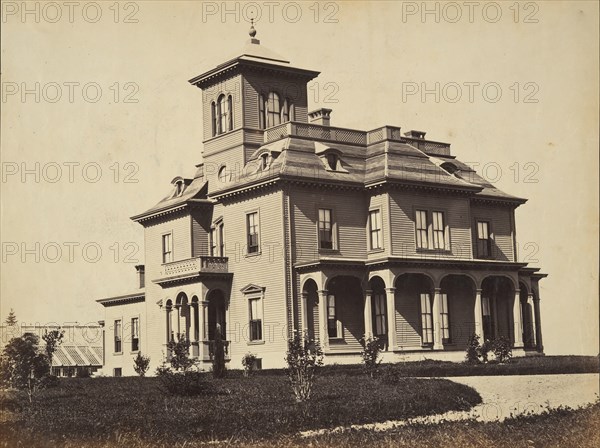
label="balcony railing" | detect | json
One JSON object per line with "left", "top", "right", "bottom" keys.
{"left": 158, "top": 256, "right": 229, "bottom": 280}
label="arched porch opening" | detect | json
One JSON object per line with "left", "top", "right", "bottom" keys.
{"left": 519, "top": 282, "right": 535, "bottom": 348}
{"left": 301, "top": 278, "right": 319, "bottom": 341}
{"left": 175, "top": 292, "right": 190, "bottom": 340}
{"left": 368, "top": 276, "right": 388, "bottom": 348}
{"left": 165, "top": 299, "right": 174, "bottom": 343}
{"left": 481, "top": 276, "right": 514, "bottom": 342}
{"left": 394, "top": 273, "right": 434, "bottom": 349}
{"left": 325, "top": 275, "right": 364, "bottom": 350}
{"left": 206, "top": 289, "right": 227, "bottom": 341}
{"left": 439, "top": 275, "right": 477, "bottom": 349}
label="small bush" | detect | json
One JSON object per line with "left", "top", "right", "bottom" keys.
{"left": 360, "top": 336, "right": 382, "bottom": 378}
{"left": 133, "top": 352, "right": 151, "bottom": 377}
{"left": 465, "top": 333, "right": 481, "bottom": 364}
{"left": 492, "top": 336, "right": 513, "bottom": 363}
{"left": 285, "top": 332, "right": 323, "bottom": 402}
{"left": 241, "top": 352, "right": 258, "bottom": 377}
{"left": 156, "top": 365, "right": 210, "bottom": 396}
{"left": 167, "top": 334, "right": 195, "bottom": 372}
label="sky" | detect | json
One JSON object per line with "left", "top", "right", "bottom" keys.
{"left": 1, "top": 1, "right": 598, "bottom": 355}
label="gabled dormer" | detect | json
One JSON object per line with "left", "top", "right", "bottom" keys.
{"left": 188, "top": 23, "right": 319, "bottom": 194}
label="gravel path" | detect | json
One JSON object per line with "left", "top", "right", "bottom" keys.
{"left": 301, "top": 373, "right": 600, "bottom": 437}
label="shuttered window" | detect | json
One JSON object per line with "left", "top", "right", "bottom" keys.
{"left": 415, "top": 210, "right": 429, "bottom": 249}
{"left": 432, "top": 211, "right": 445, "bottom": 249}
{"left": 369, "top": 209, "right": 383, "bottom": 250}
{"left": 247, "top": 212, "right": 259, "bottom": 254}
{"left": 420, "top": 294, "right": 433, "bottom": 344}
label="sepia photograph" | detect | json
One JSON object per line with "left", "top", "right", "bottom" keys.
{"left": 1, "top": 1, "right": 598, "bottom": 446}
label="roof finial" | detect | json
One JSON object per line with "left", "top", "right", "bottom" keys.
{"left": 249, "top": 17, "right": 257, "bottom": 38}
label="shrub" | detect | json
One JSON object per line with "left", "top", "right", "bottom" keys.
{"left": 156, "top": 366, "right": 210, "bottom": 396}
{"left": 133, "top": 352, "right": 151, "bottom": 377}
{"left": 212, "top": 324, "right": 227, "bottom": 379}
{"left": 241, "top": 352, "right": 258, "bottom": 377}
{"left": 480, "top": 339, "right": 493, "bottom": 363}
{"left": 360, "top": 336, "right": 382, "bottom": 378}
{"left": 465, "top": 333, "right": 481, "bottom": 364}
{"left": 378, "top": 365, "right": 401, "bottom": 384}
{"left": 285, "top": 332, "right": 323, "bottom": 402}
{"left": 492, "top": 336, "right": 512, "bottom": 363}
{"left": 166, "top": 334, "right": 195, "bottom": 372}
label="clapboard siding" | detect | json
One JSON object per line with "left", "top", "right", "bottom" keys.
{"left": 191, "top": 208, "right": 212, "bottom": 257}
{"left": 470, "top": 204, "right": 515, "bottom": 261}
{"left": 103, "top": 301, "right": 146, "bottom": 376}
{"left": 291, "top": 186, "right": 368, "bottom": 262}
{"left": 204, "top": 145, "right": 247, "bottom": 195}
{"left": 390, "top": 190, "right": 472, "bottom": 259}
{"left": 220, "top": 188, "right": 288, "bottom": 367}
{"left": 395, "top": 290, "right": 422, "bottom": 349}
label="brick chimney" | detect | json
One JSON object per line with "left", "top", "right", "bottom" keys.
{"left": 135, "top": 265, "right": 145, "bottom": 289}
{"left": 404, "top": 130, "right": 426, "bottom": 139}
{"left": 308, "top": 108, "right": 332, "bottom": 126}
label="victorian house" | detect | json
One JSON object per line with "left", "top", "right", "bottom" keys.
{"left": 97, "top": 26, "right": 546, "bottom": 376}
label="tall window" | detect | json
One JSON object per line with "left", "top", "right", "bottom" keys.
{"left": 211, "top": 101, "right": 217, "bottom": 136}
{"left": 415, "top": 210, "right": 429, "bottom": 249}
{"left": 114, "top": 319, "right": 122, "bottom": 353}
{"left": 420, "top": 294, "right": 433, "bottom": 344}
{"left": 266, "top": 92, "right": 281, "bottom": 128}
{"left": 247, "top": 212, "right": 259, "bottom": 254}
{"left": 131, "top": 317, "right": 139, "bottom": 351}
{"left": 476, "top": 221, "right": 492, "bottom": 258}
{"left": 249, "top": 297, "right": 263, "bottom": 341}
{"left": 318, "top": 209, "right": 333, "bottom": 249}
{"left": 162, "top": 233, "right": 172, "bottom": 263}
{"left": 369, "top": 209, "right": 383, "bottom": 250}
{"left": 432, "top": 211, "right": 445, "bottom": 249}
{"left": 215, "top": 94, "right": 232, "bottom": 135}
{"left": 373, "top": 293, "right": 386, "bottom": 336}
{"left": 482, "top": 296, "right": 494, "bottom": 339}
{"left": 327, "top": 294, "right": 339, "bottom": 338}
{"left": 440, "top": 293, "right": 450, "bottom": 342}
{"left": 209, "top": 227, "right": 216, "bottom": 257}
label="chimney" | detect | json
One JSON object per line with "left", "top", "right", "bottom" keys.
{"left": 135, "top": 265, "right": 145, "bottom": 289}
{"left": 308, "top": 108, "right": 332, "bottom": 126}
{"left": 404, "top": 130, "right": 426, "bottom": 139}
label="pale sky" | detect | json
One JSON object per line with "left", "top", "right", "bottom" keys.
{"left": 1, "top": 1, "right": 598, "bottom": 355}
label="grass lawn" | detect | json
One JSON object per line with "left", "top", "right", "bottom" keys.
{"left": 0, "top": 372, "right": 481, "bottom": 447}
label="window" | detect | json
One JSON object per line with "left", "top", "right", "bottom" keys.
{"left": 432, "top": 211, "right": 445, "bottom": 249}
{"left": 249, "top": 297, "right": 263, "bottom": 341}
{"left": 482, "top": 296, "right": 494, "bottom": 339}
{"left": 440, "top": 293, "right": 450, "bottom": 342}
{"left": 327, "top": 294, "right": 340, "bottom": 338}
{"left": 260, "top": 153, "right": 269, "bottom": 170}
{"left": 373, "top": 293, "right": 386, "bottom": 336}
{"left": 113, "top": 368, "right": 122, "bottom": 377}
{"left": 247, "top": 212, "right": 259, "bottom": 254}
{"left": 215, "top": 94, "right": 232, "bottom": 135}
{"left": 162, "top": 233, "right": 172, "bottom": 264}
{"left": 415, "top": 210, "right": 429, "bottom": 249}
{"left": 420, "top": 294, "right": 433, "bottom": 344}
{"left": 266, "top": 92, "right": 281, "bottom": 128}
{"left": 131, "top": 317, "right": 139, "bottom": 352}
{"left": 209, "top": 227, "right": 216, "bottom": 256}
{"left": 318, "top": 209, "right": 333, "bottom": 250}
{"left": 369, "top": 209, "right": 383, "bottom": 250}
{"left": 211, "top": 101, "right": 217, "bottom": 136}
{"left": 210, "top": 220, "right": 224, "bottom": 257}
{"left": 114, "top": 319, "right": 122, "bottom": 353}
{"left": 476, "top": 221, "right": 492, "bottom": 258}
{"left": 218, "top": 166, "right": 231, "bottom": 183}
{"left": 326, "top": 153, "right": 338, "bottom": 170}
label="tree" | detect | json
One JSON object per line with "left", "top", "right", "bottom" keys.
{"left": 285, "top": 332, "right": 323, "bottom": 402}
{"left": 5, "top": 309, "right": 17, "bottom": 326}
{"left": 42, "top": 328, "right": 64, "bottom": 367}
{"left": 133, "top": 352, "right": 151, "bottom": 377}
{"left": 166, "top": 334, "right": 195, "bottom": 371}
{"left": 1, "top": 333, "right": 50, "bottom": 402}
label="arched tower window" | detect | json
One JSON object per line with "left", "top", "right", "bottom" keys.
{"left": 211, "top": 101, "right": 217, "bottom": 137}
{"left": 227, "top": 95, "right": 233, "bottom": 131}
{"left": 217, "top": 94, "right": 230, "bottom": 135}
{"left": 266, "top": 92, "right": 281, "bottom": 128}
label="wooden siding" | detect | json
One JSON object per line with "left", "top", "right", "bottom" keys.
{"left": 395, "top": 289, "right": 422, "bottom": 349}
{"left": 442, "top": 279, "right": 475, "bottom": 349}
{"left": 191, "top": 208, "right": 212, "bottom": 257}
{"left": 470, "top": 204, "right": 515, "bottom": 261}
{"left": 291, "top": 186, "right": 368, "bottom": 262}
{"left": 389, "top": 190, "right": 472, "bottom": 259}
{"left": 204, "top": 145, "right": 247, "bottom": 195}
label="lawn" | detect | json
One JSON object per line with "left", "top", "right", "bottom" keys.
{"left": 0, "top": 372, "right": 481, "bottom": 447}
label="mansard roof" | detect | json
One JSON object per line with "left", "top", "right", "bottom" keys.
{"left": 208, "top": 125, "right": 526, "bottom": 205}
{"left": 130, "top": 172, "right": 211, "bottom": 223}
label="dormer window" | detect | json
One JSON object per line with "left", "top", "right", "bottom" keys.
{"left": 441, "top": 162, "right": 459, "bottom": 175}
{"left": 174, "top": 180, "right": 184, "bottom": 197}
{"left": 260, "top": 153, "right": 270, "bottom": 170}
{"left": 259, "top": 92, "right": 294, "bottom": 129}
{"left": 211, "top": 94, "right": 233, "bottom": 137}
{"left": 326, "top": 153, "right": 338, "bottom": 170}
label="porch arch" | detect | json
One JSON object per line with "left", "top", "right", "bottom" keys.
{"left": 439, "top": 275, "right": 477, "bottom": 348}
{"left": 324, "top": 275, "right": 365, "bottom": 350}
{"left": 301, "top": 278, "right": 319, "bottom": 340}
{"left": 394, "top": 273, "right": 435, "bottom": 349}
{"left": 481, "top": 276, "right": 515, "bottom": 343}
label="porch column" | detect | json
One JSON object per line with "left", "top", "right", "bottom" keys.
{"left": 533, "top": 296, "right": 544, "bottom": 352}
{"left": 364, "top": 290, "right": 373, "bottom": 339}
{"left": 317, "top": 290, "right": 329, "bottom": 350}
{"left": 165, "top": 306, "right": 172, "bottom": 344}
{"left": 513, "top": 289, "right": 524, "bottom": 348}
{"left": 527, "top": 293, "right": 537, "bottom": 347}
{"left": 432, "top": 288, "right": 444, "bottom": 350}
{"left": 385, "top": 288, "right": 397, "bottom": 351}
{"left": 300, "top": 292, "right": 309, "bottom": 334}
{"left": 474, "top": 289, "right": 483, "bottom": 339}
{"left": 190, "top": 303, "right": 198, "bottom": 342}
